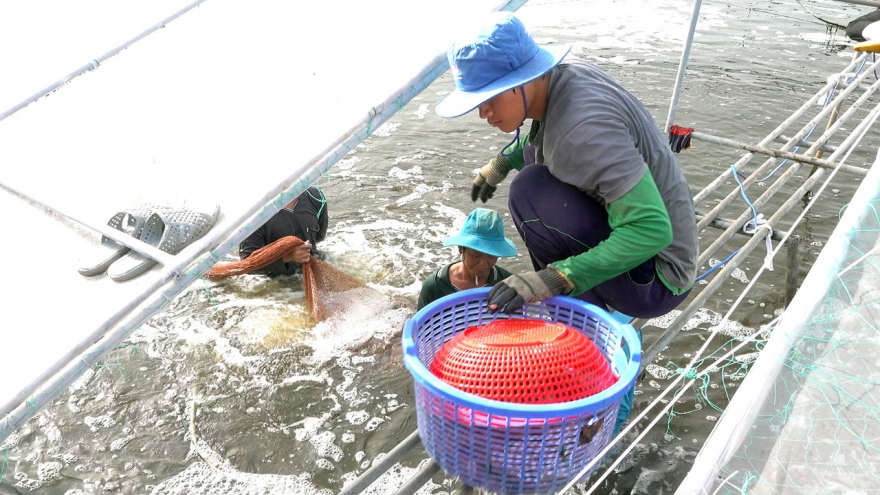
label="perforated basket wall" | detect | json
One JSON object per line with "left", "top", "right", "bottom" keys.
{"left": 402, "top": 289, "right": 641, "bottom": 495}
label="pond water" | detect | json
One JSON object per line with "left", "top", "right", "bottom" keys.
{"left": 3, "top": 0, "right": 879, "bottom": 494}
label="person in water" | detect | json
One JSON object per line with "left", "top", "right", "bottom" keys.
{"left": 435, "top": 11, "right": 699, "bottom": 436}
{"left": 239, "top": 186, "right": 328, "bottom": 276}
{"left": 418, "top": 208, "right": 517, "bottom": 310}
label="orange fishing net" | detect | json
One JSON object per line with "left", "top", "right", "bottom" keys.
{"left": 207, "top": 236, "right": 368, "bottom": 322}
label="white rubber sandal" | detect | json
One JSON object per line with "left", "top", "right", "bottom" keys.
{"left": 77, "top": 205, "right": 169, "bottom": 277}
{"left": 107, "top": 204, "right": 220, "bottom": 282}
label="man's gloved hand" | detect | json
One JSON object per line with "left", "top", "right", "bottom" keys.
{"left": 472, "top": 154, "right": 514, "bottom": 203}
{"left": 487, "top": 265, "right": 574, "bottom": 314}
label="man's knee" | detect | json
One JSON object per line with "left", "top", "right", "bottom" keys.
{"left": 509, "top": 163, "right": 551, "bottom": 197}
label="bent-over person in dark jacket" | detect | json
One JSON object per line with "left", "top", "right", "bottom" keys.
{"left": 239, "top": 187, "right": 328, "bottom": 276}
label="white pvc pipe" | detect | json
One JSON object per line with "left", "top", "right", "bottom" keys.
{"left": 692, "top": 53, "right": 867, "bottom": 206}
{"left": 664, "top": 0, "right": 702, "bottom": 133}
{"left": 0, "top": 183, "right": 176, "bottom": 265}
{"left": 0, "top": 0, "right": 209, "bottom": 122}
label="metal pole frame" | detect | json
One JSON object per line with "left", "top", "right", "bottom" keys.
{"left": 664, "top": 0, "right": 703, "bottom": 133}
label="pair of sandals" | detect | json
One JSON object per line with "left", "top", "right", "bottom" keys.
{"left": 78, "top": 203, "right": 220, "bottom": 282}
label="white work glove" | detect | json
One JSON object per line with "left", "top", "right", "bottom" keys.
{"left": 487, "top": 265, "right": 573, "bottom": 314}
{"left": 472, "top": 154, "right": 514, "bottom": 203}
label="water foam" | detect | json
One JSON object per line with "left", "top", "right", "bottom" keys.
{"left": 308, "top": 287, "right": 411, "bottom": 365}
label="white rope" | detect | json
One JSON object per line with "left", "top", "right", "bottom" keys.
{"left": 742, "top": 214, "right": 775, "bottom": 271}
{"left": 760, "top": 224, "right": 775, "bottom": 272}
{"left": 710, "top": 470, "right": 741, "bottom": 495}
{"left": 837, "top": 226, "right": 880, "bottom": 277}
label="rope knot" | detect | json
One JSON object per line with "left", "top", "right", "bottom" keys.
{"left": 742, "top": 214, "right": 775, "bottom": 271}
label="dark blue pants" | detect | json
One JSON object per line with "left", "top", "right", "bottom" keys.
{"left": 507, "top": 163, "right": 688, "bottom": 319}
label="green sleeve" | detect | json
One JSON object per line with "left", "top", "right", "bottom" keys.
{"left": 501, "top": 134, "right": 530, "bottom": 171}
{"left": 553, "top": 170, "right": 673, "bottom": 295}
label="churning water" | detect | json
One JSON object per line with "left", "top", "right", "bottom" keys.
{"left": 4, "top": 0, "right": 879, "bottom": 494}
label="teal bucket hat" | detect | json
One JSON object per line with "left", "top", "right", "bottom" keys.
{"left": 443, "top": 208, "right": 517, "bottom": 257}
{"left": 435, "top": 11, "right": 571, "bottom": 118}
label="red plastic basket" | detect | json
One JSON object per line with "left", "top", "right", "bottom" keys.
{"left": 429, "top": 319, "right": 616, "bottom": 404}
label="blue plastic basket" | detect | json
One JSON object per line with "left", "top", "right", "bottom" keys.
{"left": 402, "top": 289, "right": 641, "bottom": 495}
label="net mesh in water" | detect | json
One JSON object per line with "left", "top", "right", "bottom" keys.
{"left": 206, "top": 235, "right": 369, "bottom": 323}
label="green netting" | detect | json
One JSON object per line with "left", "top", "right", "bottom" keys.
{"left": 678, "top": 168, "right": 880, "bottom": 494}
{"left": 660, "top": 335, "right": 767, "bottom": 438}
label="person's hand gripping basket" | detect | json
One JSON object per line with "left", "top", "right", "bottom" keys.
{"left": 402, "top": 289, "right": 641, "bottom": 495}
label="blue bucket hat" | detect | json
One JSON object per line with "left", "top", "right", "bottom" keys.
{"left": 435, "top": 12, "right": 571, "bottom": 119}
{"left": 443, "top": 208, "right": 517, "bottom": 258}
